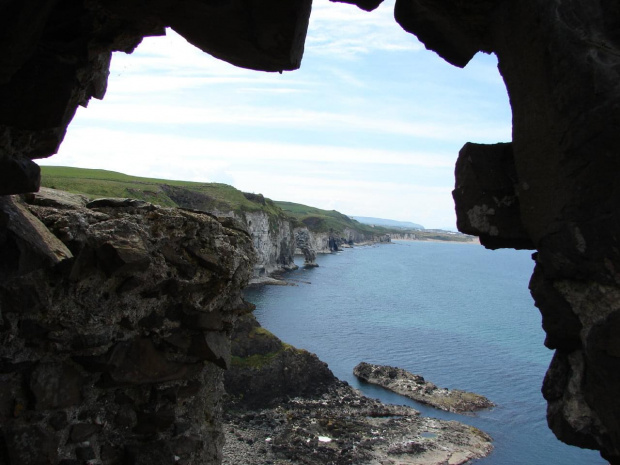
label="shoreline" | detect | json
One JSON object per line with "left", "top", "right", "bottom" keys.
{"left": 223, "top": 313, "right": 493, "bottom": 465}
{"left": 250, "top": 237, "right": 479, "bottom": 287}
{"left": 233, "top": 244, "right": 497, "bottom": 465}
{"left": 391, "top": 237, "right": 480, "bottom": 245}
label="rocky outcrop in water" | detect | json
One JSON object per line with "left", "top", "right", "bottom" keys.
{"left": 294, "top": 228, "right": 318, "bottom": 267}
{"left": 223, "top": 316, "right": 492, "bottom": 465}
{"left": 354, "top": 362, "right": 494, "bottom": 414}
{"left": 0, "top": 188, "right": 254, "bottom": 464}
{"left": 2, "top": 0, "right": 620, "bottom": 462}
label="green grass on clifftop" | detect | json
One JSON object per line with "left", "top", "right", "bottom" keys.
{"left": 40, "top": 166, "right": 474, "bottom": 242}
{"left": 40, "top": 166, "right": 286, "bottom": 218}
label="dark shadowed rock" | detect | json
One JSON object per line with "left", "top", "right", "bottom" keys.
{"left": 453, "top": 142, "right": 534, "bottom": 250}
{"left": 69, "top": 423, "right": 102, "bottom": 443}
{"left": 0, "top": 158, "right": 40, "bottom": 195}
{"left": 103, "top": 338, "right": 191, "bottom": 386}
{"left": 29, "top": 362, "right": 84, "bottom": 410}
{"left": 394, "top": 0, "right": 497, "bottom": 67}
{"left": 0, "top": 191, "right": 255, "bottom": 464}
{"left": 330, "top": 0, "right": 384, "bottom": 12}
{"left": 224, "top": 313, "right": 336, "bottom": 408}
{"left": 4, "top": 425, "right": 58, "bottom": 465}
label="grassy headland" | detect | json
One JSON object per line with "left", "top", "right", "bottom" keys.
{"left": 39, "top": 166, "right": 473, "bottom": 242}
{"left": 40, "top": 166, "right": 286, "bottom": 218}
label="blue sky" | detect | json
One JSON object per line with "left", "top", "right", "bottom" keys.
{"left": 41, "top": 0, "right": 512, "bottom": 229}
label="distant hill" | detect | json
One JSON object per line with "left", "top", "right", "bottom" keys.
{"left": 351, "top": 216, "right": 425, "bottom": 230}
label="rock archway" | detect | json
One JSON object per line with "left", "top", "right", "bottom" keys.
{"left": 1, "top": 0, "right": 619, "bottom": 463}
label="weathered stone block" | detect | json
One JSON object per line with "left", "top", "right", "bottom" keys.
{"left": 5, "top": 425, "right": 58, "bottom": 465}
{"left": 69, "top": 423, "right": 103, "bottom": 443}
{"left": 104, "top": 338, "right": 190, "bottom": 386}
{"left": 189, "top": 332, "right": 231, "bottom": 369}
{"left": 29, "top": 363, "right": 83, "bottom": 410}
{"left": 0, "top": 158, "right": 40, "bottom": 195}
{"left": 453, "top": 142, "right": 534, "bottom": 250}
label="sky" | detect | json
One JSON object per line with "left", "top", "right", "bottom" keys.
{"left": 40, "top": 0, "right": 512, "bottom": 230}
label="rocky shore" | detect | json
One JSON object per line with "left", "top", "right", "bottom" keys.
{"left": 222, "top": 383, "right": 493, "bottom": 465}
{"left": 354, "top": 362, "right": 494, "bottom": 414}
{"left": 223, "top": 315, "right": 493, "bottom": 464}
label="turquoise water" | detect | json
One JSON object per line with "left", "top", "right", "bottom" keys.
{"left": 244, "top": 241, "right": 606, "bottom": 465}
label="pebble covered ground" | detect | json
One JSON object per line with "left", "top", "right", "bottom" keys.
{"left": 223, "top": 381, "right": 492, "bottom": 465}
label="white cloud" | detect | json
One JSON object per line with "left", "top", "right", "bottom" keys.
{"left": 49, "top": 127, "right": 455, "bottom": 170}
{"left": 307, "top": 0, "right": 422, "bottom": 58}
{"left": 76, "top": 98, "right": 510, "bottom": 144}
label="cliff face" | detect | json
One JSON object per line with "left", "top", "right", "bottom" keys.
{"left": 388, "top": 232, "right": 418, "bottom": 241}
{"left": 242, "top": 211, "right": 297, "bottom": 277}
{"left": 295, "top": 226, "right": 390, "bottom": 257}
{"left": 0, "top": 189, "right": 254, "bottom": 464}
{"left": 2, "top": 0, "right": 620, "bottom": 463}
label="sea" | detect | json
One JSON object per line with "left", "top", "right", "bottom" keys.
{"left": 243, "top": 240, "right": 606, "bottom": 465}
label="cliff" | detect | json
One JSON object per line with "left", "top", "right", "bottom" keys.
{"left": 0, "top": 188, "right": 255, "bottom": 464}
{"left": 242, "top": 211, "right": 297, "bottom": 277}
{"left": 39, "top": 169, "right": 396, "bottom": 273}
{"left": 276, "top": 200, "right": 395, "bottom": 264}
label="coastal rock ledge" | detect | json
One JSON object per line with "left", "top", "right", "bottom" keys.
{"left": 354, "top": 362, "right": 494, "bottom": 414}
{"left": 224, "top": 318, "right": 492, "bottom": 465}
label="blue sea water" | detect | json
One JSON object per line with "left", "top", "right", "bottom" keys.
{"left": 244, "top": 240, "right": 606, "bottom": 465}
